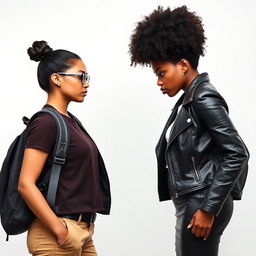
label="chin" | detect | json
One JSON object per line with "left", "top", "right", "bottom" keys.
{"left": 167, "top": 91, "right": 178, "bottom": 97}
{"left": 167, "top": 92, "right": 175, "bottom": 97}
{"left": 73, "top": 97, "right": 85, "bottom": 103}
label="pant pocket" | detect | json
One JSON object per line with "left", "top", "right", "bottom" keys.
{"left": 59, "top": 218, "right": 85, "bottom": 251}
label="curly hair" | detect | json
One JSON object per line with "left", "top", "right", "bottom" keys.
{"left": 129, "top": 6, "right": 206, "bottom": 69}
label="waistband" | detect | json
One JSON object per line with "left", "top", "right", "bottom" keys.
{"left": 57, "top": 213, "right": 97, "bottom": 223}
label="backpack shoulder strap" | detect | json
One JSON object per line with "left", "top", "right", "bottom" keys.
{"left": 25, "top": 108, "right": 69, "bottom": 212}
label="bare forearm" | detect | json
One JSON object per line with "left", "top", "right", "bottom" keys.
{"left": 18, "top": 183, "right": 63, "bottom": 236}
{"left": 18, "top": 148, "right": 68, "bottom": 244}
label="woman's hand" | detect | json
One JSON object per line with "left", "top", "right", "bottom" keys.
{"left": 187, "top": 209, "right": 214, "bottom": 240}
{"left": 56, "top": 221, "right": 69, "bottom": 246}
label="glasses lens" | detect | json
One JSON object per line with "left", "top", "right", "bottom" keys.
{"left": 82, "top": 73, "right": 90, "bottom": 84}
{"left": 81, "top": 73, "right": 85, "bottom": 84}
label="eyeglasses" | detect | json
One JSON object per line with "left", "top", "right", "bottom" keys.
{"left": 56, "top": 72, "right": 90, "bottom": 85}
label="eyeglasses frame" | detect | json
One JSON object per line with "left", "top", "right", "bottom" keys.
{"left": 56, "top": 72, "right": 90, "bottom": 85}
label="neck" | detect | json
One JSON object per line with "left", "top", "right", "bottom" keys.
{"left": 183, "top": 69, "right": 199, "bottom": 92}
{"left": 46, "top": 93, "right": 70, "bottom": 116}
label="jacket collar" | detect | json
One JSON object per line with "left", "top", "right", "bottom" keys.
{"left": 182, "top": 72, "right": 210, "bottom": 105}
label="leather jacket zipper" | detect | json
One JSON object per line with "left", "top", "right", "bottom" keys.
{"left": 191, "top": 156, "right": 200, "bottom": 181}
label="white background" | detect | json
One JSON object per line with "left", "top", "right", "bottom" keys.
{"left": 0, "top": 0, "right": 255, "bottom": 255}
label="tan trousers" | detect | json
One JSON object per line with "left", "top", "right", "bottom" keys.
{"left": 27, "top": 218, "right": 97, "bottom": 256}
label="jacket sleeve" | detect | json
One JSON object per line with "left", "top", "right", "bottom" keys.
{"left": 193, "top": 84, "right": 249, "bottom": 216}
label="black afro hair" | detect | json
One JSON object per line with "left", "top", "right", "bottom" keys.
{"left": 129, "top": 6, "right": 206, "bottom": 69}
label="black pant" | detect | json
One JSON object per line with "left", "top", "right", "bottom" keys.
{"left": 172, "top": 188, "right": 233, "bottom": 256}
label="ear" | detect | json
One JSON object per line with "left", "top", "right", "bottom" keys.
{"left": 50, "top": 73, "right": 62, "bottom": 87}
{"left": 178, "top": 59, "right": 189, "bottom": 75}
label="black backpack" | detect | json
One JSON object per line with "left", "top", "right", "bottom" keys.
{"left": 0, "top": 108, "right": 69, "bottom": 240}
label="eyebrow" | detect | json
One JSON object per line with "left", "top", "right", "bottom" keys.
{"left": 154, "top": 67, "right": 162, "bottom": 74}
{"left": 78, "top": 70, "right": 86, "bottom": 73}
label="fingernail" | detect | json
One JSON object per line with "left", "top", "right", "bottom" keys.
{"left": 204, "top": 238, "right": 207, "bottom": 241}
{"left": 187, "top": 224, "right": 191, "bottom": 229}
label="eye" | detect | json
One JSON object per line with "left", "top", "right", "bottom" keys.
{"left": 157, "top": 71, "right": 165, "bottom": 78}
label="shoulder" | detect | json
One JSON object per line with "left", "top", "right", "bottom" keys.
{"left": 25, "top": 112, "right": 58, "bottom": 153}
{"left": 194, "top": 81, "right": 223, "bottom": 101}
{"left": 27, "top": 112, "right": 57, "bottom": 134}
{"left": 192, "top": 81, "right": 228, "bottom": 112}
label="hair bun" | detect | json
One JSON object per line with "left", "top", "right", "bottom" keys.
{"left": 27, "top": 40, "right": 53, "bottom": 62}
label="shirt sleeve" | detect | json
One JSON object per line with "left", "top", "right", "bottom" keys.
{"left": 25, "top": 113, "right": 57, "bottom": 153}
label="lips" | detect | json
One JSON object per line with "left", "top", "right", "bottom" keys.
{"left": 161, "top": 88, "right": 168, "bottom": 94}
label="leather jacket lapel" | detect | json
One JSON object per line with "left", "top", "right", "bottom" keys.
{"left": 155, "top": 93, "right": 185, "bottom": 157}
{"left": 166, "top": 73, "right": 210, "bottom": 148}
{"left": 167, "top": 107, "right": 193, "bottom": 148}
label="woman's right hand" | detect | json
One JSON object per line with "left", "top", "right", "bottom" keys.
{"left": 187, "top": 208, "right": 214, "bottom": 240}
{"left": 56, "top": 221, "right": 69, "bottom": 246}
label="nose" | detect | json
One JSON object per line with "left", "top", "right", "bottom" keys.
{"left": 83, "top": 81, "right": 89, "bottom": 88}
{"left": 157, "top": 78, "right": 163, "bottom": 86}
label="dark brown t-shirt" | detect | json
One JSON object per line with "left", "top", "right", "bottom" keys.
{"left": 25, "top": 105, "right": 106, "bottom": 214}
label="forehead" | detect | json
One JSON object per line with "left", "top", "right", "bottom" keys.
{"left": 67, "top": 59, "right": 87, "bottom": 72}
{"left": 151, "top": 61, "right": 175, "bottom": 72}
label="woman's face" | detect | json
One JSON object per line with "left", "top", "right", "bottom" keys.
{"left": 151, "top": 60, "right": 188, "bottom": 97}
{"left": 54, "top": 59, "right": 89, "bottom": 103}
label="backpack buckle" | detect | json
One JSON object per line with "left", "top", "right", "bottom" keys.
{"left": 22, "top": 116, "right": 30, "bottom": 125}
{"left": 54, "top": 156, "right": 65, "bottom": 165}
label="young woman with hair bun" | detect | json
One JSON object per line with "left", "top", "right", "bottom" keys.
{"left": 18, "top": 40, "right": 111, "bottom": 256}
{"left": 129, "top": 6, "right": 249, "bottom": 256}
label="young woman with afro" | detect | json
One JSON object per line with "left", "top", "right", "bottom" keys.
{"left": 129, "top": 6, "right": 249, "bottom": 256}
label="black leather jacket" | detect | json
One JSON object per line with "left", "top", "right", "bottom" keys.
{"left": 155, "top": 73, "right": 249, "bottom": 216}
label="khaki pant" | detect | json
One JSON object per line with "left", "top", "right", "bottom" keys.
{"left": 27, "top": 218, "right": 97, "bottom": 256}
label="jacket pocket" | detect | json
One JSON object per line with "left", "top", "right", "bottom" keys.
{"left": 191, "top": 156, "right": 200, "bottom": 181}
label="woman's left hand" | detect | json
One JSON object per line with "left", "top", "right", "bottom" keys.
{"left": 187, "top": 209, "right": 214, "bottom": 240}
